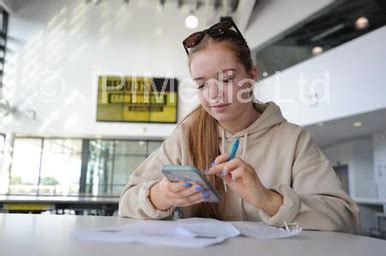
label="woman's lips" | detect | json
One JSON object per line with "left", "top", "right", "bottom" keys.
{"left": 210, "top": 104, "right": 230, "bottom": 111}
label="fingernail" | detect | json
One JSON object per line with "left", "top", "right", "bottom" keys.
{"left": 204, "top": 169, "right": 210, "bottom": 174}
{"left": 183, "top": 182, "right": 191, "bottom": 188}
{"left": 195, "top": 186, "right": 204, "bottom": 192}
{"left": 202, "top": 191, "right": 209, "bottom": 198}
{"left": 220, "top": 170, "right": 225, "bottom": 177}
{"left": 211, "top": 161, "right": 216, "bottom": 167}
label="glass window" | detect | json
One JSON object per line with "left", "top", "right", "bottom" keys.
{"left": 85, "top": 140, "right": 114, "bottom": 195}
{"left": 10, "top": 138, "right": 42, "bottom": 194}
{"left": 84, "top": 139, "right": 162, "bottom": 196}
{"left": 9, "top": 138, "right": 83, "bottom": 195}
{"left": 39, "top": 139, "right": 82, "bottom": 195}
{"left": 148, "top": 141, "right": 162, "bottom": 155}
{"left": 114, "top": 140, "right": 147, "bottom": 155}
{"left": 111, "top": 155, "right": 146, "bottom": 195}
{"left": 6, "top": 137, "right": 164, "bottom": 196}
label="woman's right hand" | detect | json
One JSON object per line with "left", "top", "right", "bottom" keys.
{"left": 150, "top": 177, "right": 208, "bottom": 211}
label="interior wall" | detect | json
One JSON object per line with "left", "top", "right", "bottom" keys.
{"left": 322, "top": 138, "right": 377, "bottom": 199}
{"left": 373, "top": 130, "right": 386, "bottom": 199}
{"left": 2, "top": 0, "right": 203, "bottom": 138}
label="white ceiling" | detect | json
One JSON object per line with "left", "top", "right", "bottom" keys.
{"left": 7, "top": 0, "right": 335, "bottom": 50}
{"left": 304, "top": 108, "right": 386, "bottom": 148}
{"left": 244, "top": 0, "right": 334, "bottom": 49}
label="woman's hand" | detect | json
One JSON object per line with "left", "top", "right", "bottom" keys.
{"left": 150, "top": 177, "right": 208, "bottom": 211}
{"left": 206, "top": 153, "right": 283, "bottom": 216}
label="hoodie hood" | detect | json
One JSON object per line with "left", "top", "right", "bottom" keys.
{"left": 218, "top": 101, "right": 287, "bottom": 139}
{"left": 218, "top": 101, "right": 287, "bottom": 160}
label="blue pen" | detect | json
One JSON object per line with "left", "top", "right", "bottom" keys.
{"left": 222, "top": 138, "right": 240, "bottom": 191}
{"left": 228, "top": 138, "right": 240, "bottom": 160}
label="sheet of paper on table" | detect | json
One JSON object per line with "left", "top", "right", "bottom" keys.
{"left": 232, "top": 221, "right": 302, "bottom": 239}
{"left": 72, "top": 218, "right": 301, "bottom": 248}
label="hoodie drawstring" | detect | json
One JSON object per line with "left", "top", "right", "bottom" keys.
{"left": 242, "top": 132, "right": 247, "bottom": 159}
{"left": 221, "top": 128, "right": 226, "bottom": 153}
{"left": 220, "top": 128, "right": 248, "bottom": 159}
{"left": 220, "top": 128, "right": 249, "bottom": 220}
{"left": 219, "top": 128, "right": 248, "bottom": 192}
{"left": 241, "top": 132, "right": 248, "bottom": 220}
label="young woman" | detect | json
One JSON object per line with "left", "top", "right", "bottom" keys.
{"left": 119, "top": 20, "right": 359, "bottom": 233}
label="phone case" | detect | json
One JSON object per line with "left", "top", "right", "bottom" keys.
{"left": 161, "top": 165, "right": 221, "bottom": 203}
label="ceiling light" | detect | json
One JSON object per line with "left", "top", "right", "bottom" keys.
{"left": 355, "top": 16, "right": 369, "bottom": 30}
{"left": 312, "top": 46, "right": 323, "bottom": 56}
{"left": 185, "top": 14, "right": 198, "bottom": 29}
{"left": 310, "top": 23, "right": 345, "bottom": 42}
{"left": 262, "top": 72, "right": 268, "bottom": 77}
{"left": 353, "top": 121, "right": 362, "bottom": 127}
{"left": 85, "top": 0, "right": 102, "bottom": 5}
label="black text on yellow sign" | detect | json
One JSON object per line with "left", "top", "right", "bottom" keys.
{"left": 97, "top": 76, "right": 178, "bottom": 123}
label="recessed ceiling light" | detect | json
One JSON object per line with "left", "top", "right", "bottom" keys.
{"left": 185, "top": 14, "right": 198, "bottom": 29}
{"left": 355, "top": 16, "right": 369, "bottom": 30}
{"left": 312, "top": 46, "right": 323, "bottom": 56}
{"left": 353, "top": 121, "right": 362, "bottom": 127}
{"left": 262, "top": 72, "right": 268, "bottom": 77}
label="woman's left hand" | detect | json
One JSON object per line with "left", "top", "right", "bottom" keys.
{"left": 206, "top": 153, "right": 283, "bottom": 216}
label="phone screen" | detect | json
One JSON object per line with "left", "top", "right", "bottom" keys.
{"left": 161, "top": 165, "right": 221, "bottom": 203}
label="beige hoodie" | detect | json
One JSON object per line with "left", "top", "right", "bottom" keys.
{"left": 119, "top": 101, "right": 360, "bottom": 233}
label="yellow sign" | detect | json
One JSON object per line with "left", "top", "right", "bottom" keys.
{"left": 97, "top": 76, "right": 178, "bottom": 123}
{"left": 4, "top": 203, "right": 54, "bottom": 211}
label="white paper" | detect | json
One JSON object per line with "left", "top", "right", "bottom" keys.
{"left": 72, "top": 218, "right": 301, "bottom": 247}
{"left": 232, "top": 221, "right": 302, "bottom": 239}
{"left": 177, "top": 218, "right": 240, "bottom": 238}
{"left": 72, "top": 218, "right": 236, "bottom": 248}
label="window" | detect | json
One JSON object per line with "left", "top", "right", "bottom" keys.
{"left": 5, "top": 137, "right": 163, "bottom": 196}
{"left": 84, "top": 139, "right": 163, "bottom": 196}
{"left": 39, "top": 139, "right": 82, "bottom": 195}
{"left": 9, "top": 138, "right": 82, "bottom": 195}
{"left": 10, "top": 138, "right": 42, "bottom": 194}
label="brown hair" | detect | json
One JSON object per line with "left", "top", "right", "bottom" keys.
{"left": 185, "top": 30, "right": 253, "bottom": 219}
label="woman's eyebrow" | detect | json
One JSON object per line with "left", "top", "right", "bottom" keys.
{"left": 193, "top": 76, "right": 205, "bottom": 81}
{"left": 193, "top": 69, "right": 236, "bottom": 81}
{"left": 218, "top": 68, "right": 236, "bottom": 75}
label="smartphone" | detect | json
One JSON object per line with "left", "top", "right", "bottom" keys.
{"left": 161, "top": 165, "right": 221, "bottom": 203}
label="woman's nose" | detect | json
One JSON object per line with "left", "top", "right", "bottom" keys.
{"left": 207, "top": 81, "right": 219, "bottom": 100}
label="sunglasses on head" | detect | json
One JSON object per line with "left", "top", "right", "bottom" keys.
{"left": 182, "top": 19, "right": 247, "bottom": 55}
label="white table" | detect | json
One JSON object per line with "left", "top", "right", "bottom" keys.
{"left": 0, "top": 213, "right": 385, "bottom": 256}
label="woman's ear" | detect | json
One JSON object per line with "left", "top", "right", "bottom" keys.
{"left": 249, "top": 65, "right": 259, "bottom": 81}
